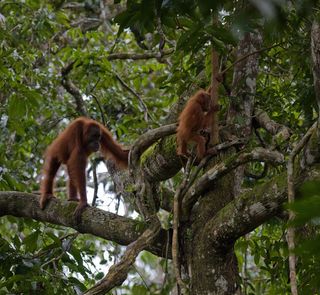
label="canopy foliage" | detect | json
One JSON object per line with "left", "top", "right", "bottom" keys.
{"left": 1, "top": 1, "right": 320, "bottom": 294}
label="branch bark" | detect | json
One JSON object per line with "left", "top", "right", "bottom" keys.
{"left": 85, "top": 220, "right": 161, "bottom": 295}
{"left": 129, "top": 123, "right": 177, "bottom": 168}
{"left": 181, "top": 148, "right": 285, "bottom": 220}
{"left": 107, "top": 49, "right": 174, "bottom": 61}
{"left": 205, "top": 165, "right": 320, "bottom": 246}
{"left": 0, "top": 191, "right": 169, "bottom": 257}
{"left": 254, "top": 108, "right": 291, "bottom": 142}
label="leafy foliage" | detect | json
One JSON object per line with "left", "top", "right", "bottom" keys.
{"left": 1, "top": 0, "right": 320, "bottom": 293}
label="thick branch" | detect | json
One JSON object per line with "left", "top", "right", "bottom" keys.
{"left": 107, "top": 49, "right": 174, "bottom": 61}
{"left": 205, "top": 166, "right": 320, "bottom": 246}
{"left": 129, "top": 123, "right": 177, "bottom": 168}
{"left": 181, "top": 139, "right": 246, "bottom": 198}
{"left": 254, "top": 108, "right": 291, "bottom": 142}
{"left": 181, "top": 148, "right": 285, "bottom": 220}
{"left": 0, "top": 192, "right": 169, "bottom": 257}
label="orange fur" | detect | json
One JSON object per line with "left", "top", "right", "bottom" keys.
{"left": 176, "top": 90, "right": 218, "bottom": 159}
{"left": 40, "top": 117, "right": 128, "bottom": 221}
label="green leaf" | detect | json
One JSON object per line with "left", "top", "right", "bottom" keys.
{"left": 8, "top": 96, "right": 27, "bottom": 120}
{"left": 68, "top": 277, "right": 87, "bottom": 291}
{"left": 95, "top": 272, "right": 104, "bottom": 280}
{"left": 24, "top": 231, "right": 39, "bottom": 253}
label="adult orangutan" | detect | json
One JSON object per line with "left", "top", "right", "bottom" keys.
{"left": 40, "top": 117, "right": 128, "bottom": 222}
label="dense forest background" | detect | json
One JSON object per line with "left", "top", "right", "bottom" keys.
{"left": 1, "top": 1, "right": 320, "bottom": 294}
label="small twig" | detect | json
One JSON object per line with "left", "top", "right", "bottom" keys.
{"left": 132, "top": 264, "right": 151, "bottom": 291}
{"left": 89, "top": 77, "right": 101, "bottom": 93}
{"left": 61, "top": 61, "right": 87, "bottom": 116}
{"left": 62, "top": 2, "right": 85, "bottom": 9}
{"left": 220, "top": 43, "right": 283, "bottom": 77}
{"left": 91, "top": 159, "right": 99, "bottom": 206}
{"left": 91, "top": 93, "right": 106, "bottom": 126}
{"left": 113, "top": 72, "right": 157, "bottom": 124}
{"left": 155, "top": 11, "right": 175, "bottom": 49}
{"left": 82, "top": 74, "right": 103, "bottom": 125}
{"left": 287, "top": 121, "right": 317, "bottom": 295}
{"left": 40, "top": 233, "right": 78, "bottom": 270}
{"left": 61, "top": 60, "right": 78, "bottom": 76}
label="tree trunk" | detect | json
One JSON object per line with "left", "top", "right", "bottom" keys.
{"left": 191, "top": 241, "right": 239, "bottom": 294}
{"left": 180, "top": 31, "right": 262, "bottom": 294}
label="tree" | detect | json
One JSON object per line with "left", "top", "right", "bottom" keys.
{"left": 1, "top": 1, "right": 320, "bottom": 294}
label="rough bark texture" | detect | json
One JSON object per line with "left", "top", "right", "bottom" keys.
{"left": 85, "top": 220, "right": 161, "bottom": 295}
{"left": 0, "top": 192, "right": 169, "bottom": 257}
{"left": 227, "top": 31, "right": 262, "bottom": 197}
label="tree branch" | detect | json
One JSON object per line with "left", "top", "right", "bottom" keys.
{"left": 172, "top": 158, "right": 192, "bottom": 293}
{"left": 61, "top": 62, "right": 87, "bottom": 116}
{"left": 220, "top": 43, "right": 282, "bottom": 77}
{"left": 107, "top": 49, "right": 174, "bottom": 61}
{"left": 0, "top": 191, "right": 169, "bottom": 257}
{"left": 287, "top": 121, "right": 317, "bottom": 295}
{"left": 113, "top": 71, "right": 156, "bottom": 123}
{"left": 181, "top": 148, "right": 285, "bottom": 220}
{"left": 254, "top": 108, "right": 291, "bottom": 143}
{"left": 204, "top": 166, "right": 320, "bottom": 247}
{"left": 180, "top": 139, "right": 246, "bottom": 198}
{"left": 129, "top": 123, "right": 177, "bottom": 168}
{"left": 85, "top": 220, "right": 161, "bottom": 295}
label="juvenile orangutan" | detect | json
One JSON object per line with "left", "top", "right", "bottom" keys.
{"left": 176, "top": 90, "right": 219, "bottom": 159}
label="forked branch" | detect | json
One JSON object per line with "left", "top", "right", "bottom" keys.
{"left": 181, "top": 148, "right": 285, "bottom": 220}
